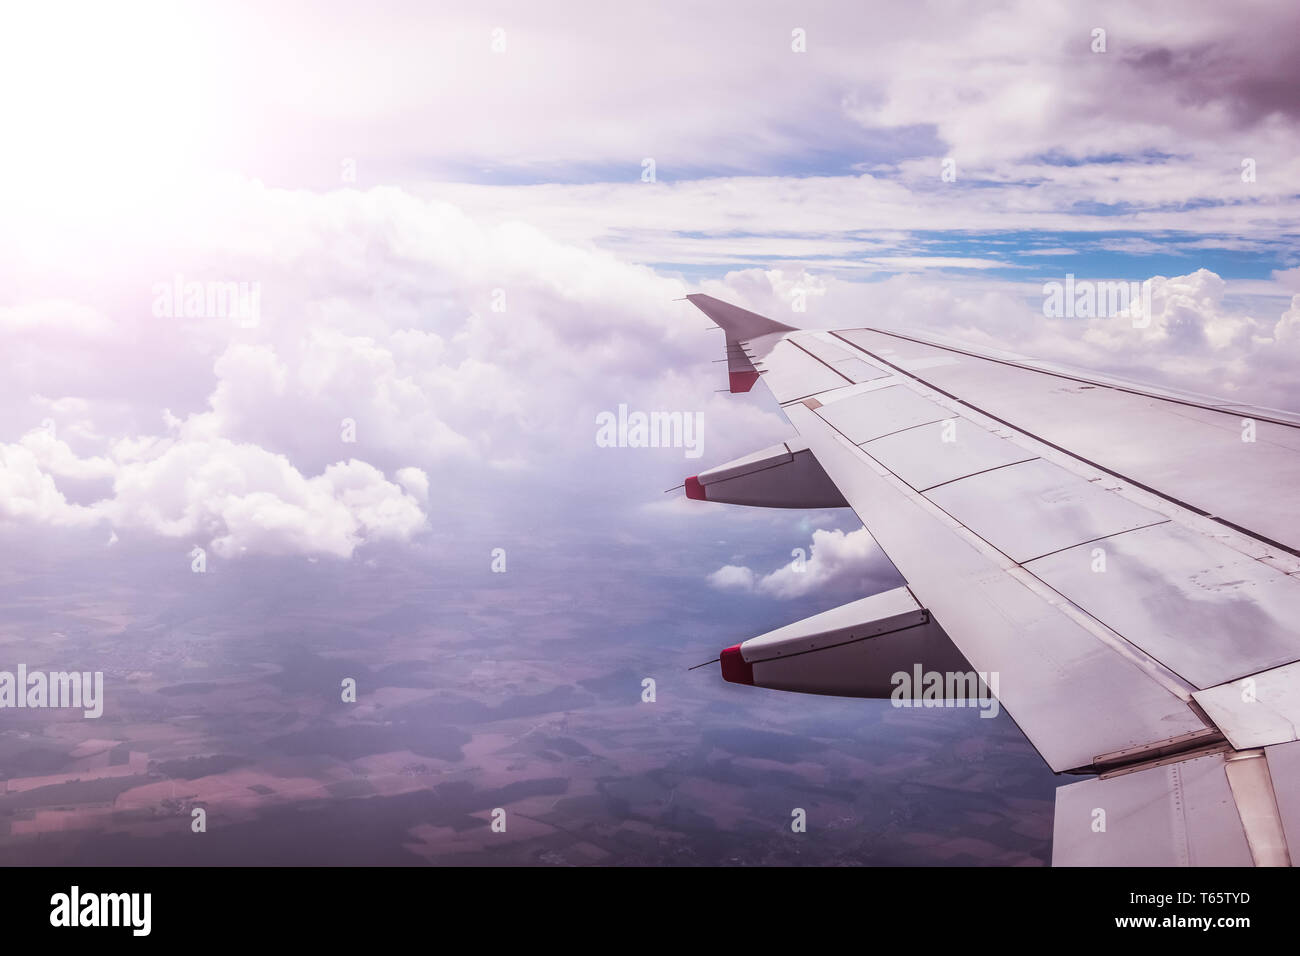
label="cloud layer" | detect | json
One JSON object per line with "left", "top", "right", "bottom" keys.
{"left": 2, "top": 0, "right": 1299, "bottom": 581}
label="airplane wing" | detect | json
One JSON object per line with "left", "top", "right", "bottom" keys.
{"left": 681, "top": 293, "right": 1300, "bottom": 867}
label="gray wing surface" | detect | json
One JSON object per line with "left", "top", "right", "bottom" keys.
{"left": 685, "top": 294, "right": 1300, "bottom": 866}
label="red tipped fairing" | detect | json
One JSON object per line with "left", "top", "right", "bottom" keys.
{"left": 718, "top": 644, "right": 753, "bottom": 685}
{"left": 728, "top": 370, "right": 759, "bottom": 393}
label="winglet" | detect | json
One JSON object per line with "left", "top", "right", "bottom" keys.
{"left": 684, "top": 294, "right": 797, "bottom": 339}
{"left": 686, "top": 294, "right": 796, "bottom": 393}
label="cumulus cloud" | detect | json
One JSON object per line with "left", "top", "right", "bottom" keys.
{"left": 691, "top": 265, "right": 1300, "bottom": 410}
{"left": 19, "top": 428, "right": 116, "bottom": 481}
{"left": 0, "top": 177, "right": 802, "bottom": 558}
{"left": 1273, "top": 295, "right": 1300, "bottom": 346}
{"left": 0, "top": 430, "right": 428, "bottom": 559}
{"left": 4, "top": 1, "right": 1300, "bottom": 567}
{"left": 394, "top": 467, "right": 430, "bottom": 501}
{"left": 708, "top": 528, "right": 896, "bottom": 599}
{"left": 1076, "top": 269, "right": 1253, "bottom": 353}
{"left": 0, "top": 443, "right": 100, "bottom": 528}
{"left": 707, "top": 564, "right": 757, "bottom": 592}
{"left": 106, "top": 441, "right": 427, "bottom": 558}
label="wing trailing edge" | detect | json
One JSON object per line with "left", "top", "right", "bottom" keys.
{"left": 1052, "top": 744, "right": 1298, "bottom": 866}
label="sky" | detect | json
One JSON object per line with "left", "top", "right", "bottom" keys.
{"left": 0, "top": 0, "right": 1298, "bottom": 865}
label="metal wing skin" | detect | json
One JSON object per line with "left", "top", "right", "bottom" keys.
{"left": 682, "top": 293, "right": 1300, "bottom": 867}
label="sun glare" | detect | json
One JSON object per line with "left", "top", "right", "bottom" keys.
{"left": 0, "top": 1, "right": 213, "bottom": 217}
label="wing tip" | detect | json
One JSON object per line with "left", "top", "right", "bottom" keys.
{"left": 684, "top": 293, "right": 798, "bottom": 338}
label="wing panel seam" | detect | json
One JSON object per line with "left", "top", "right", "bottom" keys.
{"left": 830, "top": 331, "right": 1300, "bottom": 560}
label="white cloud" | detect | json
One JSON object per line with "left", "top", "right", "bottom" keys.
{"left": 0, "top": 443, "right": 100, "bottom": 528}
{"left": 103, "top": 440, "right": 426, "bottom": 559}
{"left": 708, "top": 528, "right": 891, "bottom": 599}
{"left": 10, "top": 0, "right": 1283, "bottom": 200}
{"left": 395, "top": 466, "right": 430, "bottom": 500}
{"left": 1097, "top": 238, "right": 1174, "bottom": 256}
{"left": 0, "top": 179, "right": 804, "bottom": 557}
{"left": 1274, "top": 295, "right": 1300, "bottom": 346}
{"left": 3, "top": 90, "right": 1300, "bottom": 562}
{"left": 18, "top": 428, "right": 116, "bottom": 481}
{"left": 421, "top": 170, "right": 1300, "bottom": 275}
{"left": 863, "top": 256, "right": 1011, "bottom": 272}
{"left": 1077, "top": 269, "right": 1253, "bottom": 353}
{"left": 707, "top": 564, "right": 757, "bottom": 592}
{"left": 0, "top": 430, "right": 428, "bottom": 559}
